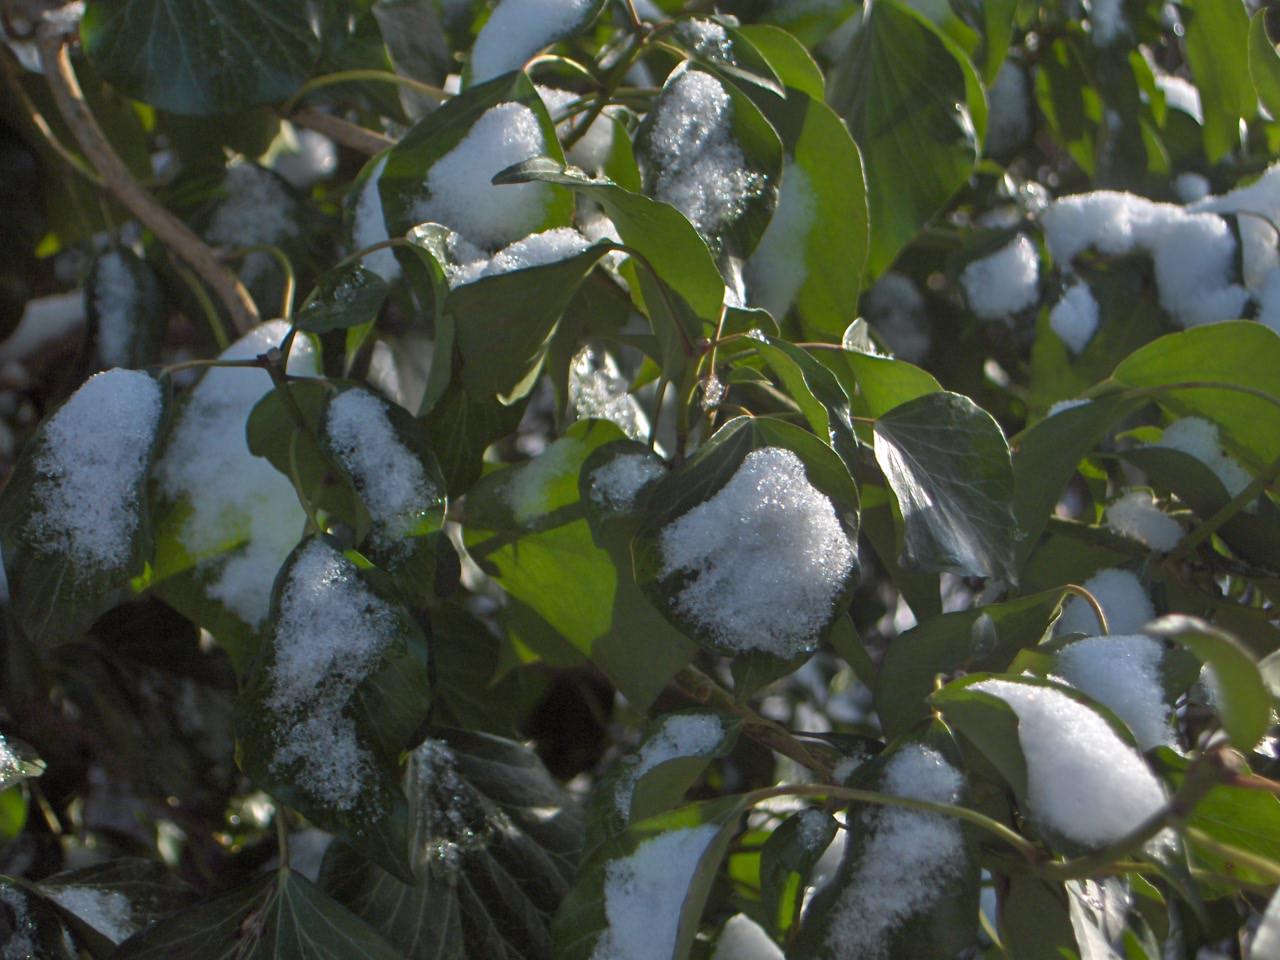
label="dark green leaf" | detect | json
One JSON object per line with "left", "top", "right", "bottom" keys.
{"left": 751, "top": 335, "right": 858, "bottom": 468}
{"left": 296, "top": 265, "right": 390, "bottom": 334}
{"left": 999, "top": 876, "right": 1078, "bottom": 960}
{"left": 81, "top": 0, "right": 320, "bottom": 117}
{"left": 873, "top": 391, "right": 1018, "bottom": 581}
{"left": 420, "top": 381, "right": 529, "bottom": 497}
{"left": 760, "top": 810, "right": 837, "bottom": 939}
{"left": 1184, "top": 0, "right": 1255, "bottom": 162}
{"left": 734, "top": 25, "right": 826, "bottom": 101}
{"left": 38, "top": 858, "right": 195, "bottom": 952}
{"left": 1249, "top": 11, "right": 1280, "bottom": 120}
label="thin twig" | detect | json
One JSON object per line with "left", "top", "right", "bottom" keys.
{"left": 288, "top": 107, "right": 394, "bottom": 156}
{"left": 36, "top": 26, "right": 259, "bottom": 334}
{"left": 0, "top": 46, "right": 102, "bottom": 185}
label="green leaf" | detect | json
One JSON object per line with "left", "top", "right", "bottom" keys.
{"left": 429, "top": 605, "right": 525, "bottom": 737}
{"left": 1184, "top": 0, "right": 1255, "bottom": 162}
{"left": 999, "top": 876, "right": 1078, "bottom": 960}
{"left": 1249, "top": 11, "right": 1280, "bottom": 120}
{"left": 875, "top": 588, "right": 1069, "bottom": 737}
{"left": 236, "top": 537, "right": 431, "bottom": 881}
{"left": 322, "top": 730, "right": 582, "bottom": 960}
{"left": 420, "top": 381, "right": 529, "bottom": 497}
{"left": 0, "top": 736, "right": 44, "bottom": 793}
{"left": 463, "top": 421, "right": 695, "bottom": 708}
{"left": 85, "top": 248, "right": 165, "bottom": 370}
{"left": 1144, "top": 615, "right": 1271, "bottom": 751}
{"left": 750, "top": 335, "right": 858, "bottom": 468}
{"left": 759, "top": 810, "right": 838, "bottom": 939}
{"left": 1033, "top": 37, "right": 1099, "bottom": 176}
{"left": 667, "top": 18, "right": 786, "bottom": 98}
{"left": 296, "top": 265, "right": 390, "bottom": 334}
{"left": 38, "top": 858, "right": 195, "bottom": 952}
{"left": 734, "top": 25, "right": 826, "bottom": 101}
{"left": 81, "top": 0, "right": 320, "bottom": 117}
{"left": 115, "top": 870, "right": 401, "bottom": 959}
{"left": 827, "top": 0, "right": 986, "bottom": 276}
{"left": 826, "top": 350, "right": 942, "bottom": 421}
{"left": 873, "top": 391, "right": 1018, "bottom": 581}
{"left": 1109, "top": 321, "right": 1280, "bottom": 466}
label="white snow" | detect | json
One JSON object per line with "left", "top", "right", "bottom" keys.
{"left": 590, "top": 823, "right": 722, "bottom": 960}
{"left": 614, "top": 713, "right": 724, "bottom": 817}
{"left": 1056, "top": 634, "right": 1176, "bottom": 750}
{"left": 92, "top": 250, "right": 138, "bottom": 367}
{"left": 469, "top": 0, "right": 597, "bottom": 84}
{"left": 1042, "top": 191, "right": 1250, "bottom": 328}
{"left": 1174, "top": 172, "right": 1211, "bottom": 204}
{"left": 1056, "top": 568, "right": 1155, "bottom": 637}
{"left": 960, "top": 234, "right": 1040, "bottom": 319}
{"left": 1047, "top": 397, "right": 1091, "bottom": 417}
{"left": 537, "top": 86, "right": 615, "bottom": 172}
{"left": 1155, "top": 417, "right": 1253, "bottom": 498}
{"left": 647, "top": 69, "right": 766, "bottom": 242}
{"left": 0, "top": 735, "right": 16, "bottom": 775}
{"left": 1089, "top": 0, "right": 1126, "bottom": 45}
{"left": 1048, "top": 282, "right": 1100, "bottom": 354}
{"left": 205, "top": 164, "right": 298, "bottom": 286}
{"left": 156, "top": 321, "right": 318, "bottom": 627}
{"left": 569, "top": 346, "right": 648, "bottom": 440}
{"left": 746, "top": 162, "right": 815, "bottom": 321}
{"left": 659, "top": 446, "right": 854, "bottom": 656}
{"left": 1104, "top": 490, "right": 1183, "bottom": 552}
{"left": 986, "top": 62, "right": 1032, "bottom": 156}
{"left": 326, "top": 388, "right": 437, "bottom": 554}
{"left": 0, "top": 291, "right": 83, "bottom": 364}
{"left": 46, "top": 887, "right": 133, "bottom": 944}
{"left": 353, "top": 156, "right": 401, "bottom": 283}
{"left": 1258, "top": 269, "right": 1280, "bottom": 334}
{"left": 1155, "top": 73, "right": 1203, "bottom": 123}
{"left": 712, "top": 914, "right": 782, "bottom": 960}
{"left": 266, "top": 539, "right": 400, "bottom": 811}
{"left": 821, "top": 744, "right": 966, "bottom": 960}
{"left": 407, "top": 739, "right": 481, "bottom": 872}
{"left": 449, "top": 227, "right": 593, "bottom": 286}
{"left": 413, "top": 102, "right": 554, "bottom": 250}
{"left": 0, "top": 885, "right": 37, "bottom": 959}
{"left": 864, "top": 271, "right": 931, "bottom": 362}
{"left": 1193, "top": 163, "right": 1280, "bottom": 291}
{"left": 505, "top": 435, "right": 588, "bottom": 522}
{"left": 588, "top": 453, "right": 664, "bottom": 511}
{"left": 271, "top": 128, "right": 338, "bottom": 190}
{"left": 972, "top": 679, "right": 1168, "bottom": 846}
{"left": 26, "top": 369, "right": 161, "bottom": 571}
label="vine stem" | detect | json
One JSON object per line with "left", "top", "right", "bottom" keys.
{"left": 1062, "top": 583, "right": 1109, "bottom": 634}
{"left": 288, "top": 107, "right": 393, "bottom": 156}
{"left": 0, "top": 46, "right": 103, "bottom": 185}
{"left": 1165, "top": 451, "right": 1280, "bottom": 563}
{"left": 282, "top": 69, "right": 446, "bottom": 115}
{"left": 35, "top": 23, "right": 259, "bottom": 335}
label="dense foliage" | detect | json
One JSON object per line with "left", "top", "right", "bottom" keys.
{"left": 0, "top": 0, "right": 1279, "bottom": 957}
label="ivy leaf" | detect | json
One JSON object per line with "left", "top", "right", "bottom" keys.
{"left": 1249, "top": 11, "right": 1280, "bottom": 120}
{"left": 37, "top": 858, "right": 195, "bottom": 952}
{"left": 321, "top": 729, "right": 582, "bottom": 960}
{"left": 750, "top": 335, "right": 859, "bottom": 469}
{"left": 82, "top": 0, "right": 321, "bottom": 117}
{"left": 734, "top": 25, "right": 825, "bottom": 101}
{"left": 296, "top": 265, "right": 390, "bottom": 334}
{"left": 873, "top": 391, "right": 1018, "bottom": 582}
{"left": 1184, "top": 0, "right": 1256, "bottom": 162}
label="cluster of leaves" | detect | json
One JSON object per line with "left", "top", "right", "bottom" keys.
{"left": 0, "top": 0, "right": 1278, "bottom": 957}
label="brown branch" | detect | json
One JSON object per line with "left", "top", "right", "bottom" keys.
{"left": 288, "top": 107, "right": 393, "bottom": 156}
{"left": 35, "top": 24, "right": 259, "bottom": 334}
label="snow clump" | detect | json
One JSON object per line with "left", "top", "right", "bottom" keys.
{"left": 1154, "top": 417, "right": 1253, "bottom": 498}
{"left": 1041, "top": 191, "right": 1249, "bottom": 328}
{"left": 1155, "top": 73, "right": 1202, "bottom": 123}
{"left": 569, "top": 346, "right": 648, "bottom": 440}
{"left": 46, "top": 887, "right": 133, "bottom": 944}
{"left": 413, "top": 102, "right": 554, "bottom": 250}
{"left": 712, "top": 914, "right": 782, "bottom": 960}
{"left": 266, "top": 539, "right": 401, "bottom": 811}
{"left": 1105, "top": 490, "right": 1183, "bottom": 552}
{"left": 1049, "top": 282, "right": 1100, "bottom": 354}
{"left": 745, "top": 162, "right": 815, "bottom": 321}
{"left": 646, "top": 69, "right": 766, "bottom": 242}
{"left": 659, "top": 446, "right": 855, "bottom": 656}
{"left": 972, "top": 679, "right": 1168, "bottom": 846}
{"left": 677, "top": 18, "right": 733, "bottom": 59}
{"left": 1055, "top": 633, "right": 1175, "bottom": 750}
{"left": 352, "top": 156, "right": 401, "bottom": 283}
{"left": 156, "top": 321, "right": 317, "bottom": 628}
{"left": 1056, "top": 568, "right": 1154, "bottom": 637}
{"left": 986, "top": 62, "right": 1032, "bottom": 156}
{"left": 1256, "top": 268, "right": 1280, "bottom": 334}
{"left": 863, "top": 271, "right": 931, "bottom": 362}
{"left": 205, "top": 164, "right": 299, "bottom": 285}
{"left": 960, "top": 234, "right": 1040, "bottom": 319}
{"left": 614, "top": 713, "right": 724, "bottom": 817}
{"left": 469, "top": 0, "right": 597, "bottom": 84}
{"left": 449, "top": 227, "right": 593, "bottom": 287}
{"left": 326, "top": 388, "right": 437, "bottom": 554}
{"left": 1192, "top": 161, "right": 1280, "bottom": 290}
{"left": 590, "top": 823, "right": 722, "bottom": 960}
{"left": 821, "top": 744, "right": 967, "bottom": 960}
{"left": 25, "top": 369, "right": 161, "bottom": 571}
{"left": 92, "top": 250, "right": 139, "bottom": 367}
{"left": 1173, "top": 172, "right": 1211, "bottom": 204}
{"left": 589, "top": 453, "right": 664, "bottom": 512}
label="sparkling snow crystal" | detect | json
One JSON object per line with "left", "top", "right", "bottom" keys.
{"left": 614, "top": 713, "right": 723, "bottom": 817}
{"left": 326, "top": 388, "right": 437, "bottom": 554}
{"left": 659, "top": 446, "right": 854, "bottom": 655}
{"left": 647, "top": 69, "right": 765, "bottom": 241}
{"left": 469, "top": 0, "right": 596, "bottom": 83}
{"left": 1155, "top": 417, "right": 1253, "bottom": 499}
{"left": 1105, "top": 490, "right": 1182, "bottom": 552}
{"left": 1056, "top": 568, "right": 1155, "bottom": 637}
{"left": 569, "top": 346, "right": 648, "bottom": 440}
{"left": 589, "top": 453, "right": 664, "bottom": 512}
{"left": 156, "top": 321, "right": 317, "bottom": 627}
{"left": 746, "top": 162, "right": 815, "bottom": 320}
{"left": 1049, "top": 282, "right": 1100, "bottom": 354}
{"left": 972, "top": 679, "right": 1168, "bottom": 846}
{"left": 591, "top": 824, "right": 722, "bottom": 960}
{"left": 413, "top": 102, "right": 553, "bottom": 250}
{"left": 46, "top": 887, "right": 133, "bottom": 944}
{"left": 266, "top": 539, "right": 400, "bottom": 811}
{"left": 822, "top": 744, "right": 966, "bottom": 960}
{"left": 26, "top": 369, "right": 161, "bottom": 571}
{"left": 93, "top": 250, "right": 139, "bottom": 367}
{"left": 1056, "top": 634, "right": 1175, "bottom": 750}
{"left": 961, "top": 234, "right": 1040, "bottom": 319}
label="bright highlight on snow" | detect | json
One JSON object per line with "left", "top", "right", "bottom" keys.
{"left": 822, "top": 744, "right": 966, "bottom": 960}
{"left": 591, "top": 823, "right": 722, "bottom": 960}
{"left": 92, "top": 250, "right": 139, "bottom": 367}
{"left": 746, "top": 162, "right": 815, "bottom": 320}
{"left": 1056, "top": 568, "right": 1154, "bottom": 637}
{"left": 960, "top": 234, "right": 1040, "bottom": 319}
{"left": 588, "top": 452, "right": 664, "bottom": 512}
{"left": 469, "top": 0, "right": 597, "bottom": 83}
{"left": 613, "top": 713, "right": 723, "bottom": 817}
{"left": 414, "top": 102, "right": 554, "bottom": 250}
{"left": 326, "top": 388, "right": 437, "bottom": 554}
{"left": 1104, "top": 490, "right": 1182, "bottom": 552}
{"left": 659, "top": 446, "right": 855, "bottom": 655}
{"left": 266, "top": 539, "right": 400, "bottom": 811}
{"left": 1155, "top": 417, "right": 1253, "bottom": 499}
{"left": 25, "top": 369, "right": 161, "bottom": 572}
{"left": 972, "top": 679, "right": 1168, "bottom": 846}
{"left": 156, "top": 321, "right": 317, "bottom": 627}
{"left": 647, "top": 69, "right": 765, "bottom": 242}
{"left": 1056, "top": 633, "right": 1174, "bottom": 750}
